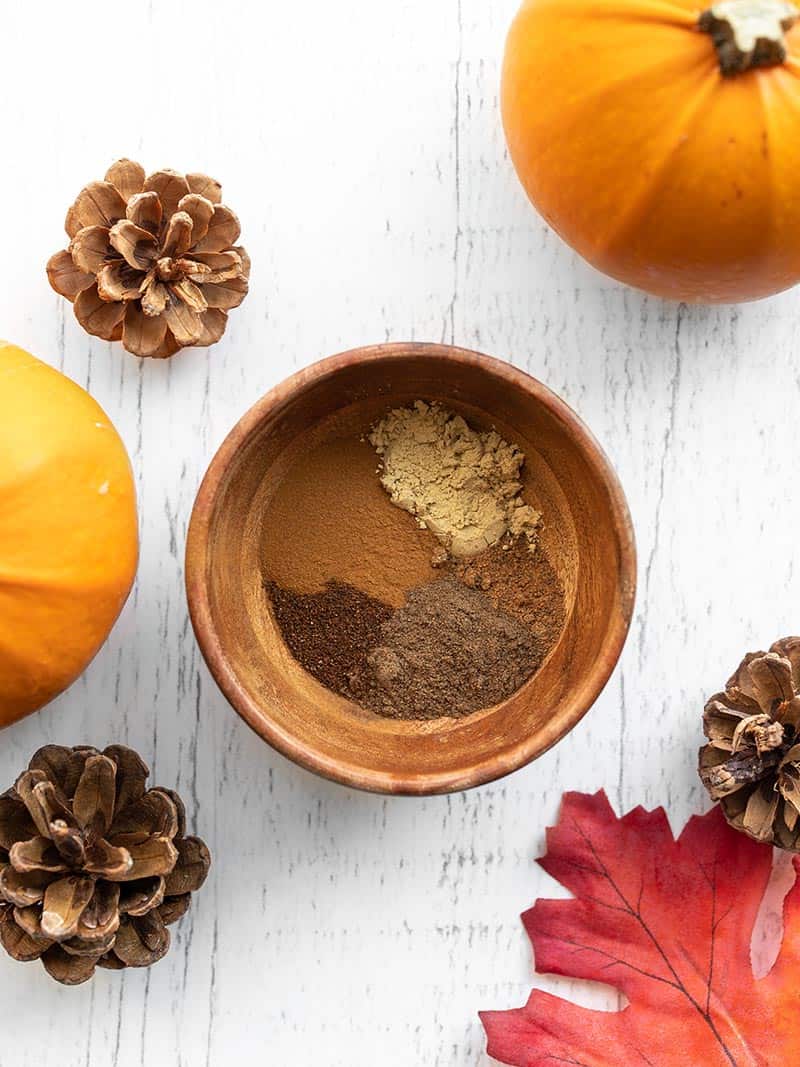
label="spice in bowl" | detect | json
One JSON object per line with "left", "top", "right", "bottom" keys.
{"left": 369, "top": 401, "right": 541, "bottom": 557}
{"left": 262, "top": 401, "right": 566, "bottom": 721}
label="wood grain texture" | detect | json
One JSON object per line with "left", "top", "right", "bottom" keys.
{"left": 0, "top": 0, "right": 796, "bottom": 1063}
{"left": 185, "top": 342, "right": 635, "bottom": 795}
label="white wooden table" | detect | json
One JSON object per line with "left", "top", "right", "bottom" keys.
{"left": 2, "top": 1, "right": 796, "bottom": 1063}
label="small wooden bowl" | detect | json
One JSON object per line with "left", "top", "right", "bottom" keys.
{"left": 186, "top": 343, "right": 636, "bottom": 795}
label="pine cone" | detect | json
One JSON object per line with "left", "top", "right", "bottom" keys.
{"left": 699, "top": 637, "right": 800, "bottom": 850}
{"left": 0, "top": 745, "right": 211, "bottom": 984}
{"left": 46, "top": 159, "right": 250, "bottom": 358}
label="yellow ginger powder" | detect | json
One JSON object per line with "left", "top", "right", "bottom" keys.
{"left": 369, "top": 401, "right": 541, "bottom": 558}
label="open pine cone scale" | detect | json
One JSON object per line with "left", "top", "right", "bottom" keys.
{"left": 0, "top": 745, "right": 210, "bottom": 984}
{"left": 47, "top": 159, "right": 249, "bottom": 358}
{"left": 700, "top": 637, "right": 800, "bottom": 850}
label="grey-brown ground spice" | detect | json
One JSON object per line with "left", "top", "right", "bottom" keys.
{"left": 265, "top": 541, "right": 566, "bottom": 720}
{"left": 264, "top": 580, "right": 392, "bottom": 694}
{"left": 348, "top": 577, "right": 541, "bottom": 720}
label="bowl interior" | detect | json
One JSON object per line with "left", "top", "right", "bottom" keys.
{"left": 195, "top": 348, "right": 634, "bottom": 794}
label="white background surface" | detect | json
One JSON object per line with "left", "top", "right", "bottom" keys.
{"left": 1, "top": 1, "right": 797, "bottom": 1064}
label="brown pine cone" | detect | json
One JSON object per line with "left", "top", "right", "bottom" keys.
{"left": 47, "top": 159, "right": 250, "bottom": 358}
{"left": 0, "top": 745, "right": 210, "bottom": 984}
{"left": 699, "top": 637, "right": 800, "bottom": 851}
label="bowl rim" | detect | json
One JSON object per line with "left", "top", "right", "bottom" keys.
{"left": 185, "top": 341, "right": 637, "bottom": 795}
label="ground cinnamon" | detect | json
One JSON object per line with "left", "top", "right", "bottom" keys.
{"left": 261, "top": 435, "right": 437, "bottom": 608}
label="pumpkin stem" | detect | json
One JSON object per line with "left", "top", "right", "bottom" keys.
{"left": 699, "top": 0, "right": 799, "bottom": 74}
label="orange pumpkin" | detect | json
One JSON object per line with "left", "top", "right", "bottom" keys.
{"left": 0, "top": 343, "right": 138, "bottom": 727}
{"left": 502, "top": 0, "right": 800, "bottom": 302}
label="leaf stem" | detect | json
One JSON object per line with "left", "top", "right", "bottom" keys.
{"left": 571, "top": 818, "right": 740, "bottom": 1066}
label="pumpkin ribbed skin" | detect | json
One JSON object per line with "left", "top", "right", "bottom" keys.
{"left": 502, "top": 0, "right": 800, "bottom": 302}
{"left": 0, "top": 343, "right": 138, "bottom": 726}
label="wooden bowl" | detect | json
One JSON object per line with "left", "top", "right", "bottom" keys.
{"left": 186, "top": 343, "right": 636, "bottom": 795}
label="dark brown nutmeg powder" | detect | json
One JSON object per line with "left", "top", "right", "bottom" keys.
{"left": 264, "top": 580, "right": 392, "bottom": 695}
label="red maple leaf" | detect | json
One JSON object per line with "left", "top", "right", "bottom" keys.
{"left": 480, "top": 791, "right": 800, "bottom": 1066}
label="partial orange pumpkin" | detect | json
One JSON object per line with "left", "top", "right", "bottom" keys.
{"left": 502, "top": 0, "right": 800, "bottom": 302}
{"left": 0, "top": 343, "right": 138, "bottom": 727}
